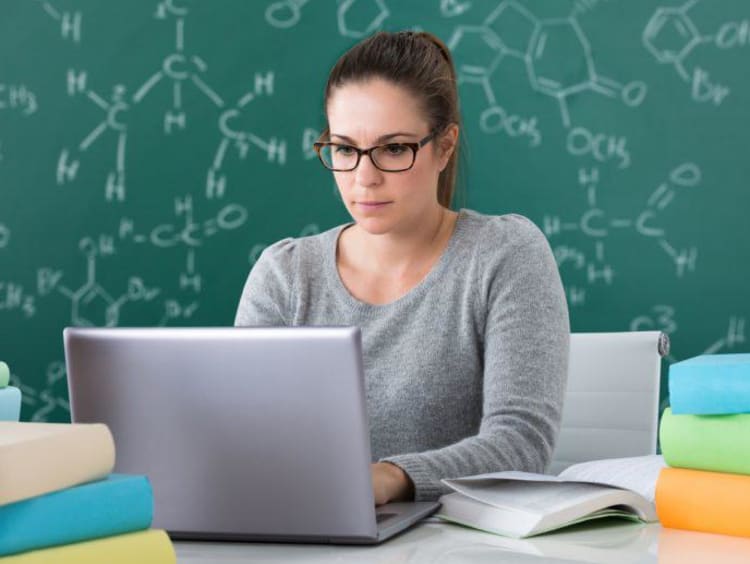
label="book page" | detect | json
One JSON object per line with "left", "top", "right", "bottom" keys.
{"left": 447, "top": 470, "right": 566, "bottom": 484}
{"left": 445, "top": 478, "right": 623, "bottom": 515}
{"left": 558, "top": 455, "right": 666, "bottom": 502}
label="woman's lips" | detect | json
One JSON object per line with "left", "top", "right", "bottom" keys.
{"left": 356, "top": 201, "right": 392, "bottom": 210}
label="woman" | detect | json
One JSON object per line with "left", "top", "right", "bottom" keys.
{"left": 235, "top": 31, "right": 569, "bottom": 505}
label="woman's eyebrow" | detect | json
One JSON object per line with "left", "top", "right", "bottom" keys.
{"left": 330, "top": 132, "right": 418, "bottom": 144}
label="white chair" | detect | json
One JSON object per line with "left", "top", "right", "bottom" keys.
{"left": 548, "top": 331, "right": 669, "bottom": 475}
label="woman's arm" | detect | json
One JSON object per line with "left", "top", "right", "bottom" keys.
{"left": 381, "top": 219, "right": 570, "bottom": 501}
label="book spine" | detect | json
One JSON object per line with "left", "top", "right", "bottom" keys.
{"left": 660, "top": 408, "right": 750, "bottom": 475}
{"left": 0, "top": 529, "right": 175, "bottom": 564}
{"left": 0, "top": 387, "right": 21, "bottom": 421}
{"left": 656, "top": 467, "right": 750, "bottom": 538}
{"left": 669, "top": 363, "right": 750, "bottom": 414}
{"left": 0, "top": 474, "right": 153, "bottom": 556}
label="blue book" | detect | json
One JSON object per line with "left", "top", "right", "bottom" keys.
{"left": 0, "top": 386, "right": 21, "bottom": 421}
{"left": 669, "top": 353, "right": 750, "bottom": 414}
{"left": 0, "top": 474, "right": 153, "bottom": 557}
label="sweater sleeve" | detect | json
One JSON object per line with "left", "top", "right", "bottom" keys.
{"left": 382, "top": 216, "right": 570, "bottom": 501}
{"left": 234, "top": 238, "right": 296, "bottom": 327}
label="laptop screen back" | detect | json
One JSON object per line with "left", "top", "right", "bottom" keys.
{"left": 65, "top": 326, "right": 378, "bottom": 541}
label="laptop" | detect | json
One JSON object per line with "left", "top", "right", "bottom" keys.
{"left": 64, "top": 326, "right": 439, "bottom": 544}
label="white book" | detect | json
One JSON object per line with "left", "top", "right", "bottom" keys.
{"left": 0, "top": 422, "right": 115, "bottom": 506}
{"left": 436, "top": 455, "right": 665, "bottom": 539}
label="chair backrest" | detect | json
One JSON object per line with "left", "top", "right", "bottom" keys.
{"left": 548, "top": 331, "right": 669, "bottom": 475}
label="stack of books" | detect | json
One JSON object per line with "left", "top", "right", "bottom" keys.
{"left": 656, "top": 353, "right": 750, "bottom": 538}
{"left": 0, "top": 422, "right": 176, "bottom": 562}
{"left": 0, "top": 361, "right": 21, "bottom": 422}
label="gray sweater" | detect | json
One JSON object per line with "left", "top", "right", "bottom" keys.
{"left": 234, "top": 209, "right": 570, "bottom": 501}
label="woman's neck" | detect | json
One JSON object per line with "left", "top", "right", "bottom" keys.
{"left": 347, "top": 205, "right": 457, "bottom": 277}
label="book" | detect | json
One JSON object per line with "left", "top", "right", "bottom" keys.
{"left": 0, "top": 422, "right": 115, "bottom": 506}
{"left": 436, "top": 455, "right": 664, "bottom": 538}
{"left": 0, "top": 387, "right": 21, "bottom": 421}
{"left": 0, "top": 529, "right": 175, "bottom": 564}
{"left": 656, "top": 466, "right": 750, "bottom": 538}
{"left": 0, "top": 474, "right": 153, "bottom": 557}
{"left": 0, "top": 361, "right": 9, "bottom": 388}
{"left": 669, "top": 353, "right": 750, "bottom": 414}
{"left": 660, "top": 407, "right": 750, "bottom": 475}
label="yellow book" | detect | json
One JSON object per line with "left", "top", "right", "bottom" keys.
{"left": 0, "top": 529, "right": 175, "bottom": 563}
{"left": 0, "top": 422, "right": 114, "bottom": 506}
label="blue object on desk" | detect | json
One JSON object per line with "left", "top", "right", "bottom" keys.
{"left": 0, "top": 474, "right": 153, "bottom": 557}
{"left": 0, "top": 386, "right": 21, "bottom": 421}
{"left": 669, "top": 353, "right": 750, "bottom": 414}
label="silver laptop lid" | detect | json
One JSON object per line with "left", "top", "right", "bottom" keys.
{"left": 65, "top": 326, "right": 379, "bottom": 541}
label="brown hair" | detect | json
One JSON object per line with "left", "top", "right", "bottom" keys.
{"left": 323, "top": 31, "right": 463, "bottom": 209}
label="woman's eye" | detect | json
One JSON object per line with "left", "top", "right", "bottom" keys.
{"left": 335, "top": 145, "right": 356, "bottom": 155}
{"left": 384, "top": 144, "right": 406, "bottom": 155}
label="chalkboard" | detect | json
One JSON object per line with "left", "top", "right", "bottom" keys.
{"left": 1, "top": 0, "right": 748, "bottom": 423}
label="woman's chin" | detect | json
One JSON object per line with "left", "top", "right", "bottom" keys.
{"left": 352, "top": 213, "right": 399, "bottom": 236}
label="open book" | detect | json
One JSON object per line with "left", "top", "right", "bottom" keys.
{"left": 436, "top": 455, "right": 665, "bottom": 538}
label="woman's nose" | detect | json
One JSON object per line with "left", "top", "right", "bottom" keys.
{"left": 355, "top": 153, "right": 384, "bottom": 187}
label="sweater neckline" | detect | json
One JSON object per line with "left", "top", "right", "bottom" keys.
{"left": 325, "top": 209, "right": 469, "bottom": 312}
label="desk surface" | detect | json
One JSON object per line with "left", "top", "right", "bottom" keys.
{"left": 174, "top": 518, "right": 750, "bottom": 563}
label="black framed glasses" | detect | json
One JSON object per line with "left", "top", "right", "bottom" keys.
{"left": 313, "top": 130, "right": 438, "bottom": 172}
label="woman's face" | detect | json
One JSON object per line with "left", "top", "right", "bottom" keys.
{"left": 326, "top": 78, "right": 454, "bottom": 236}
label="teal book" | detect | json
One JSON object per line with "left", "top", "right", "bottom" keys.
{"left": 0, "top": 474, "right": 153, "bottom": 557}
{"left": 0, "top": 386, "right": 21, "bottom": 421}
{"left": 669, "top": 353, "right": 750, "bottom": 414}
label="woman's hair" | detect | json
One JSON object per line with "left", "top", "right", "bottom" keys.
{"left": 323, "top": 31, "right": 463, "bottom": 209}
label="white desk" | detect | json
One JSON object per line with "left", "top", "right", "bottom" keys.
{"left": 174, "top": 518, "right": 750, "bottom": 563}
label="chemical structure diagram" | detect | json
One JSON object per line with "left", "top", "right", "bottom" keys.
{"left": 35, "top": 236, "right": 163, "bottom": 327}
{"left": 206, "top": 71, "right": 286, "bottom": 200}
{"left": 0, "top": 159, "right": 9, "bottom": 252}
{"left": 700, "top": 316, "right": 746, "bottom": 355}
{"left": 265, "top": 0, "right": 389, "bottom": 38}
{"left": 447, "top": 1, "right": 647, "bottom": 154}
{"left": 441, "top": 0, "right": 472, "bottom": 19}
{"left": 643, "top": 0, "right": 748, "bottom": 106}
{"left": 0, "top": 76, "right": 38, "bottom": 199}
{"left": 55, "top": 0, "right": 286, "bottom": 202}
{"left": 37, "top": 0, "right": 82, "bottom": 43}
{"left": 117, "top": 194, "right": 248, "bottom": 296}
{"left": 547, "top": 162, "right": 701, "bottom": 307}
{"left": 0, "top": 83, "right": 37, "bottom": 117}
{"left": 34, "top": 229, "right": 206, "bottom": 328}
{"left": 0, "top": 277, "right": 35, "bottom": 318}
{"left": 630, "top": 306, "right": 746, "bottom": 356}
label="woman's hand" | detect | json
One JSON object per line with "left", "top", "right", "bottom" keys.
{"left": 371, "top": 462, "right": 414, "bottom": 505}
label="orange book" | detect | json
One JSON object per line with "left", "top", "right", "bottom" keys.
{"left": 656, "top": 467, "right": 750, "bottom": 538}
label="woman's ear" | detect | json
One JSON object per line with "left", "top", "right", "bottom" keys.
{"left": 438, "top": 124, "right": 459, "bottom": 171}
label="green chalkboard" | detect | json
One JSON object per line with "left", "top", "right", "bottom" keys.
{"left": 1, "top": 0, "right": 748, "bottom": 422}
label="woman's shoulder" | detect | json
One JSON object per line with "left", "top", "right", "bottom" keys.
{"left": 458, "top": 209, "right": 549, "bottom": 251}
{"left": 254, "top": 224, "right": 344, "bottom": 272}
